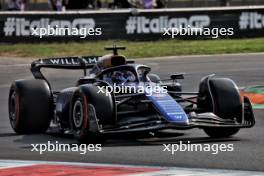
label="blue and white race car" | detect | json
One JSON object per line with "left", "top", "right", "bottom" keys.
{"left": 8, "top": 46, "right": 255, "bottom": 143}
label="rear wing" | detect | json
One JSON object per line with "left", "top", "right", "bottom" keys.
{"left": 31, "top": 56, "right": 100, "bottom": 79}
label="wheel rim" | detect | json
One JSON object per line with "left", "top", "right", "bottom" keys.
{"left": 73, "top": 100, "right": 84, "bottom": 128}
{"left": 9, "top": 91, "right": 17, "bottom": 126}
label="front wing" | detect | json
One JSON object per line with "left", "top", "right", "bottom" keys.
{"left": 87, "top": 96, "right": 255, "bottom": 134}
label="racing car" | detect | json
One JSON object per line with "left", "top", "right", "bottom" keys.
{"left": 8, "top": 46, "right": 255, "bottom": 143}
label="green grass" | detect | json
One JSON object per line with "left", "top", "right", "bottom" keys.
{"left": 1, "top": 38, "right": 264, "bottom": 58}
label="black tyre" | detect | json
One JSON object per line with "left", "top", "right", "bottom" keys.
{"left": 70, "top": 84, "right": 114, "bottom": 143}
{"left": 203, "top": 128, "right": 239, "bottom": 138}
{"left": 8, "top": 79, "right": 52, "bottom": 134}
{"left": 198, "top": 76, "right": 242, "bottom": 138}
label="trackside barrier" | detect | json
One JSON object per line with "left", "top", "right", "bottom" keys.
{"left": 1, "top": 6, "right": 264, "bottom": 42}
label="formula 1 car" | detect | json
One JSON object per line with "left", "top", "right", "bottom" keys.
{"left": 8, "top": 46, "right": 255, "bottom": 143}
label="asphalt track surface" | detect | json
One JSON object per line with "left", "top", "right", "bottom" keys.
{"left": 0, "top": 53, "right": 263, "bottom": 172}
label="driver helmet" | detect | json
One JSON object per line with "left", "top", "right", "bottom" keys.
{"left": 111, "top": 70, "right": 135, "bottom": 84}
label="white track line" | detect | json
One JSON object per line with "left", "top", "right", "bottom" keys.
{"left": 131, "top": 169, "right": 264, "bottom": 176}
{"left": 0, "top": 159, "right": 263, "bottom": 176}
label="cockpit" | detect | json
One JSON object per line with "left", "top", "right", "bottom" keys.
{"left": 103, "top": 70, "right": 136, "bottom": 84}
{"left": 90, "top": 46, "right": 151, "bottom": 85}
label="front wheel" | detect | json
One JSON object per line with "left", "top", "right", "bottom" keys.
{"left": 70, "top": 93, "right": 104, "bottom": 144}
{"left": 203, "top": 128, "right": 240, "bottom": 138}
{"left": 198, "top": 76, "right": 242, "bottom": 138}
{"left": 70, "top": 84, "right": 114, "bottom": 144}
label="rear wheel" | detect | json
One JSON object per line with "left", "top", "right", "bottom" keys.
{"left": 8, "top": 79, "right": 52, "bottom": 134}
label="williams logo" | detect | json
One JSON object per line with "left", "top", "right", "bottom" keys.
{"left": 39, "top": 57, "right": 98, "bottom": 65}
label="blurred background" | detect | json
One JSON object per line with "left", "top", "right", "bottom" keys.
{"left": 1, "top": 0, "right": 264, "bottom": 11}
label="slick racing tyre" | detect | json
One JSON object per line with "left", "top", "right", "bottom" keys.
{"left": 8, "top": 79, "right": 52, "bottom": 134}
{"left": 198, "top": 76, "right": 242, "bottom": 138}
{"left": 70, "top": 84, "right": 114, "bottom": 144}
{"left": 203, "top": 128, "right": 239, "bottom": 138}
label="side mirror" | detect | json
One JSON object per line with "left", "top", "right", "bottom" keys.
{"left": 148, "top": 73, "right": 161, "bottom": 83}
{"left": 170, "top": 73, "right": 185, "bottom": 80}
{"left": 126, "top": 60, "right": 135, "bottom": 64}
{"left": 77, "top": 78, "right": 96, "bottom": 85}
